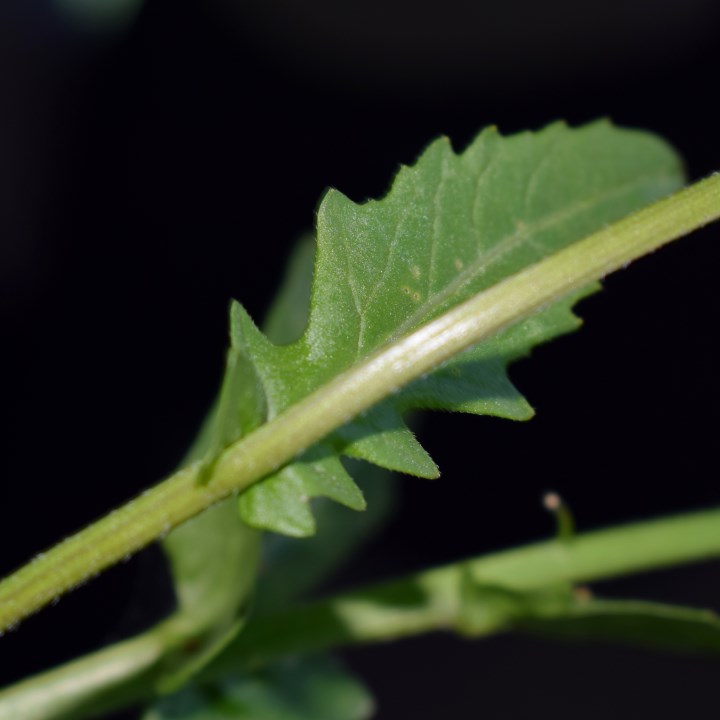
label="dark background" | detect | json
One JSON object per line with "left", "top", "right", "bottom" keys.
{"left": 1, "top": 0, "right": 719, "bottom": 717}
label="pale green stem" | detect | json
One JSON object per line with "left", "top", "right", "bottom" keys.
{"left": 208, "top": 506, "right": 720, "bottom": 671}
{"left": 0, "top": 174, "right": 718, "bottom": 634}
{"left": 3, "top": 506, "right": 720, "bottom": 720}
{"left": 0, "top": 620, "right": 176, "bottom": 720}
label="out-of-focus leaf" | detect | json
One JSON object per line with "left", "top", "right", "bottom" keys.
{"left": 520, "top": 596, "right": 720, "bottom": 654}
{"left": 143, "top": 656, "right": 374, "bottom": 720}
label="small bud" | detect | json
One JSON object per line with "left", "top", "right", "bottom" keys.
{"left": 542, "top": 490, "right": 575, "bottom": 540}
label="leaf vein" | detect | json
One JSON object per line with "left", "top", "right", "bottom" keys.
{"left": 390, "top": 169, "right": 675, "bottom": 342}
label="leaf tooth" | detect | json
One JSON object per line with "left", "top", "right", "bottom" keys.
{"left": 400, "top": 354, "right": 535, "bottom": 421}
{"left": 238, "top": 448, "right": 365, "bottom": 537}
{"left": 337, "top": 405, "right": 439, "bottom": 479}
{"left": 229, "top": 300, "right": 274, "bottom": 353}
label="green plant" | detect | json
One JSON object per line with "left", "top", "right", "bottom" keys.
{"left": 0, "top": 120, "right": 719, "bottom": 719}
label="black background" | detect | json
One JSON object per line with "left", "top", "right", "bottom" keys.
{"left": 1, "top": 1, "right": 719, "bottom": 717}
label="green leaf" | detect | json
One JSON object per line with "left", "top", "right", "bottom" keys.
{"left": 224, "top": 120, "right": 682, "bottom": 536}
{"left": 520, "top": 597, "right": 720, "bottom": 655}
{"left": 143, "top": 656, "right": 374, "bottom": 720}
{"left": 458, "top": 573, "right": 720, "bottom": 658}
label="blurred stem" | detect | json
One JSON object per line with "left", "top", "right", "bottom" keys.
{"left": 207, "top": 505, "right": 720, "bottom": 672}
{"left": 3, "top": 506, "right": 720, "bottom": 719}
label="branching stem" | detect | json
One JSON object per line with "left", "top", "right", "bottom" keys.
{"left": 3, "top": 506, "right": 720, "bottom": 719}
